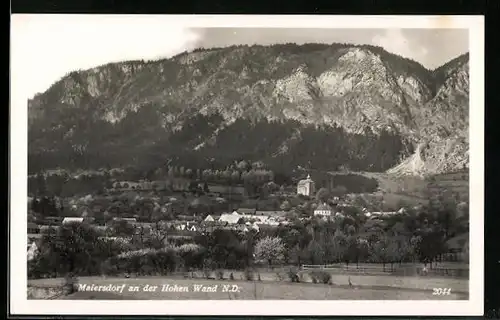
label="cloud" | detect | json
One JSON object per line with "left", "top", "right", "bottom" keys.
{"left": 371, "top": 29, "right": 428, "bottom": 64}
{"left": 12, "top": 15, "right": 202, "bottom": 98}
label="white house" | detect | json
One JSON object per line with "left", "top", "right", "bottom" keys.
{"left": 219, "top": 212, "right": 243, "bottom": 225}
{"left": 297, "top": 174, "right": 315, "bottom": 196}
{"left": 314, "top": 203, "right": 333, "bottom": 216}
{"left": 241, "top": 214, "right": 270, "bottom": 224}
{"left": 27, "top": 241, "right": 39, "bottom": 261}
{"left": 62, "top": 217, "right": 84, "bottom": 224}
{"left": 204, "top": 215, "right": 215, "bottom": 222}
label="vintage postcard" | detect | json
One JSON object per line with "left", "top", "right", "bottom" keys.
{"left": 10, "top": 14, "right": 484, "bottom": 316}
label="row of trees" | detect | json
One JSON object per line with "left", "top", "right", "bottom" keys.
{"left": 256, "top": 222, "right": 449, "bottom": 271}
{"left": 113, "top": 160, "right": 275, "bottom": 186}
{"left": 27, "top": 165, "right": 277, "bottom": 200}
{"left": 28, "top": 173, "right": 110, "bottom": 198}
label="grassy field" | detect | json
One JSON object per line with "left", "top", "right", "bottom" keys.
{"left": 30, "top": 272, "right": 468, "bottom": 300}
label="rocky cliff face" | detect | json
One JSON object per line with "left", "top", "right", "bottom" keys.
{"left": 28, "top": 43, "right": 469, "bottom": 176}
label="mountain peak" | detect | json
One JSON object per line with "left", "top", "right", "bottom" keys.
{"left": 28, "top": 43, "right": 469, "bottom": 176}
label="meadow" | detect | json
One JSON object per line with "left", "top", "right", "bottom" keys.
{"left": 30, "top": 271, "right": 468, "bottom": 300}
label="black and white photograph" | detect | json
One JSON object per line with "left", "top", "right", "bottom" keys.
{"left": 10, "top": 15, "right": 484, "bottom": 316}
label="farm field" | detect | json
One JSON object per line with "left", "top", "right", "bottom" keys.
{"left": 30, "top": 272, "right": 468, "bottom": 300}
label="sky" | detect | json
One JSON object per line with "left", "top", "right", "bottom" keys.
{"left": 11, "top": 15, "right": 469, "bottom": 99}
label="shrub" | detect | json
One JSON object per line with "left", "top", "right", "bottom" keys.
{"left": 108, "top": 247, "right": 180, "bottom": 276}
{"left": 243, "top": 268, "right": 254, "bottom": 281}
{"left": 299, "top": 272, "right": 305, "bottom": 283}
{"left": 310, "top": 273, "right": 318, "bottom": 284}
{"left": 63, "top": 273, "right": 78, "bottom": 294}
{"left": 203, "top": 269, "right": 212, "bottom": 279}
{"left": 310, "top": 271, "right": 332, "bottom": 284}
{"left": 177, "top": 243, "right": 205, "bottom": 270}
{"left": 275, "top": 272, "right": 284, "bottom": 281}
{"left": 229, "top": 272, "right": 235, "bottom": 280}
{"left": 100, "top": 258, "right": 118, "bottom": 276}
{"left": 216, "top": 269, "right": 225, "bottom": 280}
{"left": 321, "top": 273, "right": 332, "bottom": 284}
{"left": 288, "top": 270, "right": 300, "bottom": 283}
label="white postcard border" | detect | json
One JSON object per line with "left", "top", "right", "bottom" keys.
{"left": 10, "top": 14, "right": 484, "bottom": 316}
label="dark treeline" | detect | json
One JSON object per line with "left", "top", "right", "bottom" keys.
{"left": 29, "top": 113, "right": 410, "bottom": 178}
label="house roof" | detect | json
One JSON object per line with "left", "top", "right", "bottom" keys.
{"left": 298, "top": 174, "right": 314, "bottom": 185}
{"left": 219, "top": 213, "right": 243, "bottom": 224}
{"left": 204, "top": 215, "right": 215, "bottom": 222}
{"left": 243, "top": 215, "right": 270, "bottom": 223}
{"left": 315, "top": 203, "right": 333, "bottom": 211}
{"left": 62, "top": 217, "right": 84, "bottom": 224}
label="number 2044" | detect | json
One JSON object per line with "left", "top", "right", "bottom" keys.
{"left": 432, "top": 288, "right": 452, "bottom": 295}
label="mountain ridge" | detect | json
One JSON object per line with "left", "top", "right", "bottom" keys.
{"left": 27, "top": 43, "right": 469, "bottom": 178}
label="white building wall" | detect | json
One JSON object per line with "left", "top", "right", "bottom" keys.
{"left": 297, "top": 182, "right": 313, "bottom": 196}
{"left": 314, "top": 210, "right": 332, "bottom": 216}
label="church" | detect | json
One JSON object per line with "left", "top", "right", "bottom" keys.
{"left": 297, "top": 174, "right": 315, "bottom": 197}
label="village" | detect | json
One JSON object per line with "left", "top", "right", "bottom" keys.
{"left": 27, "top": 173, "right": 415, "bottom": 261}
